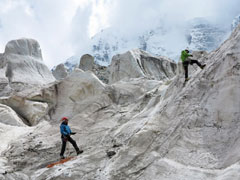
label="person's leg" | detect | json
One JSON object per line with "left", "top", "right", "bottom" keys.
{"left": 60, "top": 138, "right": 67, "bottom": 157}
{"left": 190, "top": 59, "right": 205, "bottom": 69}
{"left": 183, "top": 61, "right": 189, "bottom": 80}
{"left": 68, "top": 136, "right": 80, "bottom": 152}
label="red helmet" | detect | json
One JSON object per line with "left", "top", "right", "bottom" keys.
{"left": 61, "top": 117, "right": 68, "bottom": 121}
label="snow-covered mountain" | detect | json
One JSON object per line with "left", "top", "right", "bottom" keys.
{"left": 59, "top": 17, "right": 235, "bottom": 70}
{"left": 90, "top": 18, "right": 229, "bottom": 64}
{"left": 90, "top": 25, "right": 183, "bottom": 65}
{"left": 91, "top": 28, "right": 132, "bottom": 65}
{"left": 52, "top": 55, "right": 80, "bottom": 72}
{"left": 231, "top": 14, "right": 240, "bottom": 31}
{"left": 187, "top": 18, "right": 228, "bottom": 51}
{"left": 62, "top": 56, "right": 80, "bottom": 71}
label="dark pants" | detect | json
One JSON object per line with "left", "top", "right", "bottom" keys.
{"left": 60, "top": 135, "right": 80, "bottom": 156}
{"left": 183, "top": 59, "right": 202, "bottom": 79}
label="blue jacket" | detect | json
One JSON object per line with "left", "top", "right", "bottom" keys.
{"left": 60, "top": 122, "right": 72, "bottom": 136}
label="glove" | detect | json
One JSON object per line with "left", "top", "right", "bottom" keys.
{"left": 71, "top": 132, "right": 76, "bottom": 135}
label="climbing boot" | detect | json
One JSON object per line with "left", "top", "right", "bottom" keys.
{"left": 77, "top": 150, "right": 83, "bottom": 155}
{"left": 60, "top": 155, "right": 65, "bottom": 159}
{"left": 201, "top": 64, "right": 206, "bottom": 69}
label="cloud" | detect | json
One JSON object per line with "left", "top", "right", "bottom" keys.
{"left": 105, "top": 0, "right": 240, "bottom": 34}
{"left": 208, "top": 0, "right": 240, "bottom": 25}
{"left": 70, "top": 3, "right": 95, "bottom": 55}
{"left": 0, "top": 0, "right": 91, "bottom": 68}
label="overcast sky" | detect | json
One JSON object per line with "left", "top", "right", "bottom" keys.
{"left": 0, "top": 0, "right": 239, "bottom": 68}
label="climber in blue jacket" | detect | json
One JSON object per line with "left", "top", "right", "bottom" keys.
{"left": 60, "top": 117, "right": 83, "bottom": 159}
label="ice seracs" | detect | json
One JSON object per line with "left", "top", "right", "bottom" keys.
{"left": 0, "top": 104, "right": 26, "bottom": 126}
{"left": 108, "top": 49, "right": 177, "bottom": 84}
{"left": 0, "top": 39, "right": 56, "bottom": 126}
{"left": 0, "top": 38, "right": 55, "bottom": 94}
{"left": 52, "top": 63, "right": 68, "bottom": 80}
